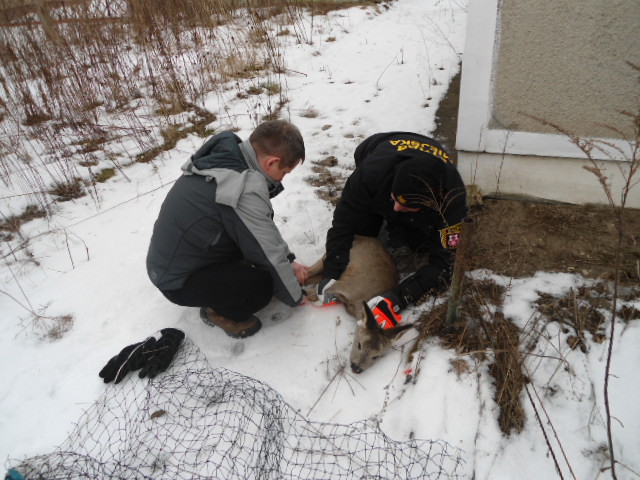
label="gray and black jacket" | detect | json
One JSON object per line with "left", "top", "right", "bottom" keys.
{"left": 146, "top": 131, "right": 303, "bottom": 306}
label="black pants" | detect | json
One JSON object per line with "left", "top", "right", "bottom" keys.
{"left": 161, "top": 262, "right": 273, "bottom": 322}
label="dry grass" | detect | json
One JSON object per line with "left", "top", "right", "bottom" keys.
{"left": 536, "top": 285, "right": 609, "bottom": 350}
{"left": 410, "top": 279, "right": 528, "bottom": 435}
{"left": 0, "top": 205, "right": 47, "bottom": 240}
{"left": 409, "top": 270, "right": 640, "bottom": 439}
{"left": 49, "top": 178, "right": 85, "bottom": 201}
{"left": 0, "top": 0, "right": 320, "bottom": 217}
{"left": 486, "top": 312, "right": 526, "bottom": 434}
{"left": 33, "top": 313, "right": 74, "bottom": 341}
{"left": 300, "top": 106, "right": 320, "bottom": 118}
{"left": 94, "top": 168, "right": 115, "bottom": 183}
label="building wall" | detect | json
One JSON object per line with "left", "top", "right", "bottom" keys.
{"left": 492, "top": 0, "right": 639, "bottom": 139}
{"left": 456, "top": 0, "right": 640, "bottom": 208}
{"left": 458, "top": 150, "right": 636, "bottom": 206}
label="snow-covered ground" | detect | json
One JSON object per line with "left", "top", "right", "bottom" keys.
{"left": 1, "top": 1, "right": 638, "bottom": 478}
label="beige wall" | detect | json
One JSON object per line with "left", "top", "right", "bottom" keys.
{"left": 491, "top": 0, "right": 640, "bottom": 139}
{"left": 456, "top": 0, "right": 639, "bottom": 208}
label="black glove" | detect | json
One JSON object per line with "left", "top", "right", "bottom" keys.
{"left": 99, "top": 339, "right": 150, "bottom": 384}
{"left": 366, "top": 292, "right": 405, "bottom": 329}
{"left": 139, "top": 328, "right": 185, "bottom": 379}
{"left": 318, "top": 277, "right": 339, "bottom": 305}
{"left": 99, "top": 328, "right": 185, "bottom": 384}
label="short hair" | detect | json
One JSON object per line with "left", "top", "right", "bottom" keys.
{"left": 249, "top": 120, "right": 305, "bottom": 168}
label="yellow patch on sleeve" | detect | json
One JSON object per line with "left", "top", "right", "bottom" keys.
{"left": 439, "top": 222, "right": 462, "bottom": 249}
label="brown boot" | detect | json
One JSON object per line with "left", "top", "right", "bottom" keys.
{"left": 199, "top": 307, "right": 262, "bottom": 339}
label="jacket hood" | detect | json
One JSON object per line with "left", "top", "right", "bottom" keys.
{"left": 182, "top": 131, "right": 284, "bottom": 199}
{"left": 189, "top": 131, "right": 247, "bottom": 172}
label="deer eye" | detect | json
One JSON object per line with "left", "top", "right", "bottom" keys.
{"left": 357, "top": 342, "right": 362, "bottom": 350}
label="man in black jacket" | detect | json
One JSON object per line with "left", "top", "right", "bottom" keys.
{"left": 147, "top": 120, "right": 308, "bottom": 339}
{"left": 319, "top": 132, "right": 467, "bottom": 328}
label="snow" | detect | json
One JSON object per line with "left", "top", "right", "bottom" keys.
{"left": 1, "top": 1, "right": 639, "bottom": 479}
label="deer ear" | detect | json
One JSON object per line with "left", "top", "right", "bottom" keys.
{"left": 363, "top": 302, "right": 378, "bottom": 331}
{"left": 385, "top": 323, "right": 413, "bottom": 339}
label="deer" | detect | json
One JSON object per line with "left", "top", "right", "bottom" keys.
{"left": 306, "top": 235, "right": 414, "bottom": 374}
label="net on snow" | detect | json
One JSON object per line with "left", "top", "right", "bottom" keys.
{"left": 8, "top": 339, "right": 464, "bottom": 479}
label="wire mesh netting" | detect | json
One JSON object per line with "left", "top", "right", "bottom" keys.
{"left": 8, "top": 338, "right": 464, "bottom": 479}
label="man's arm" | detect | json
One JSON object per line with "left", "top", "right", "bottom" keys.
{"left": 222, "top": 176, "right": 304, "bottom": 307}
{"left": 368, "top": 239, "right": 456, "bottom": 323}
{"left": 396, "top": 248, "right": 456, "bottom": 305}
{"left": 324, "top": 170, "right": 381, "bottom": 279}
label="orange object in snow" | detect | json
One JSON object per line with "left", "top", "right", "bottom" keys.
{"left": 368, "top": 298, "right": 402, "bottom": 329}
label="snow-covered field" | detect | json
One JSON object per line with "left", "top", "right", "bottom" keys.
{"left": 1, "top": 1, "right": 638, "bottom": 478}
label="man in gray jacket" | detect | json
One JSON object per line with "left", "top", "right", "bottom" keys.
{"left": 147, "top": 120, "right": 308, "bottom": 338}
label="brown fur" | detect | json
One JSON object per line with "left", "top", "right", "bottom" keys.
{"left": 307, "top": 236, "right": 399, "bottom": 319}
{"left": 307, "top": 236, "right": 411, "bottom": 373}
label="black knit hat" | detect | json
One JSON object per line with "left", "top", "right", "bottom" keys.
{"left": 391, "top": 161, "right": 432, "bottom": 208}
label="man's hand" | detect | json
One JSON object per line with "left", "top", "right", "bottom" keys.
{"left": 318, "top": 277, "right": 339, "bottom": 305}
{"left": 366, "top": 293, "right": 403, "bottom": 329}
{"left": 292, "top": 261, "right": 309, "bottom": 285}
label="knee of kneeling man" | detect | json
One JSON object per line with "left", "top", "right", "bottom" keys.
{"left": 251, "top": 269, "right": 274, "bottom": 302}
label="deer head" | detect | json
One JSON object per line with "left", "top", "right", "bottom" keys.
{"left": 349, "top": 302, "right": 414, "bottom": 374}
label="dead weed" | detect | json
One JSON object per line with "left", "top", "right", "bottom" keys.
{"left": 412, "top": 279, "right": 527, "bottom": 435}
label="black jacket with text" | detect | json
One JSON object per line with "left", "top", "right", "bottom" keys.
{"left": 324, "top": 132, "right": 467, "bottom": 305}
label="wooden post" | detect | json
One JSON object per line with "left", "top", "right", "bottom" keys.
{"left": 445, "top": 217, "right": 476, "bottom": 328}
